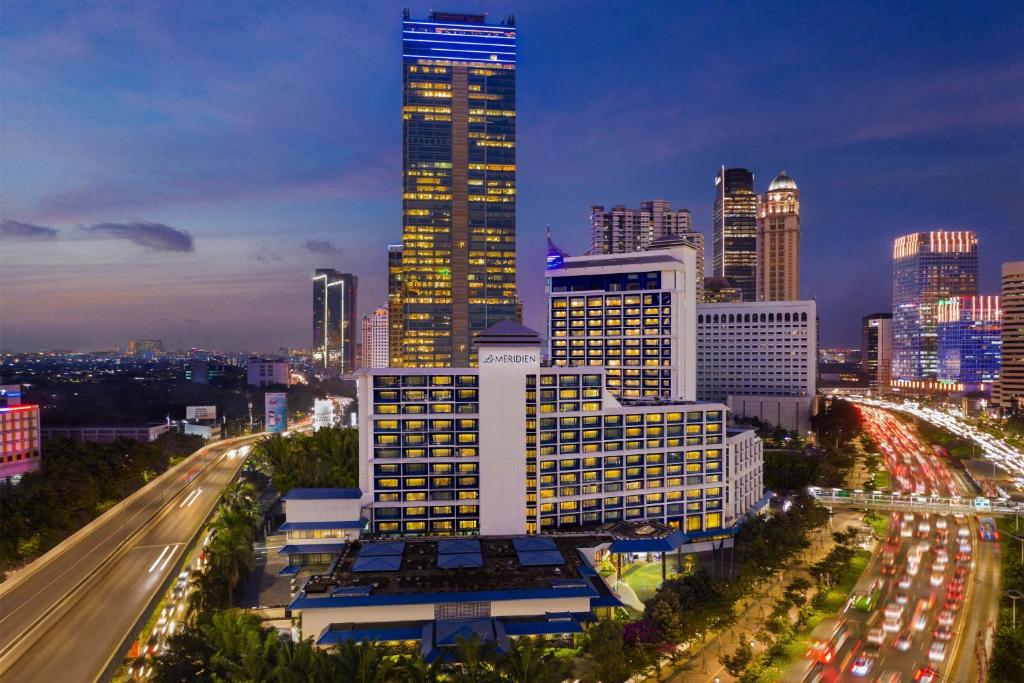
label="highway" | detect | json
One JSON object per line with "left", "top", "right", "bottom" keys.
{"left": 0, "top": 436, "right": 260, "bottom": 683}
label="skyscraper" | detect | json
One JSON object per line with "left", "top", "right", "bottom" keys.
{"left": 861, "top": 313, "right": 893, "bottom": 388}
{"left": 387, "top": 244, "right": 403, "bottom": 367}
{"left": 996, "top": 261, "right": 1024, "bottom": 410}
{"left": 757, "top": 171, "right": 801, "bottom": 301}
{"left": 361, "top": 307, "right": 390, "bottom": 369}
{"left": 398, "top": 11, "right": 519, "bottom": 367}
{"left": 713, "top": 166, "right": 757, "bottom": 302}
{"left": 891, "top": 231, "right": 978, "bottom": 385}
{"left": 936, "top": 296, "right": 1001, "bottom": 388}
{"left": 590, "top": 200, "right": 704, "bottom": 301}
{"left": 313, "top": 269, "right": 358, "bottom": 375}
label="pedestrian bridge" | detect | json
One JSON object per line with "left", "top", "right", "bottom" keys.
{"left": 807, "top": 487, "right": 1022, "bottom": 518}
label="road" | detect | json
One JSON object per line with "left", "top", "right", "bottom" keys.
{"left": 0, "top": 436, "right": 259, "bottom": 683}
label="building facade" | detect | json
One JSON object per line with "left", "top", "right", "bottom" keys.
{"left": 997, "top": 262, "right": 1024, "bottom": 410}
{"left": 936, "top": 296, "right": 1001, "bottom": 389}
{"left": 398, "top": 11, "right": 519, "bottom": 367}
{"left": 0, "top": 386, "right": 41, "bottom": 480}
{"left": 127, "top": 339, "right": 163, "bottom": 356}
{"left": 696, "top": 301, "right": 817, "bottom": 432}
{"left": 713, "top": 166, "right": 757, "bottom": 303}
{"left": 387, "top": 244, "right": 404, "bottom": 367}
{"left": 891, "top": 231, "right": 978, "bottom": 385}
{"left": 703, "top": 276, "right": 744, "bottom": 303}
{"left": 42, "top": 423, "right": 169, "bottom": 444}
{"left": 861, "top": 313, "right": 893, "bottom": 389}
{"left": 357, "top": 322, "right": 763, "bottom": 538}
{"left": 756, "top": 171, "right": 800, "bottom": 301}
{"left": 247, "top": 357, "right": 290, "bottom": 387}
{"left": 361, "top": 307, "right": 390, "bottom": 369}
{"left": 546, "top": 241, "right": 698, "bottom": 401}
{"left": 313, "top": 269, "right": 358, "bottom": 375}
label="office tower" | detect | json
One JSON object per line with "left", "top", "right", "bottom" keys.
{"left": 0, "top": 385, "right": 41, "bottom": 481}
{"left": 757, "top": 171, "right": 801, "bottom": 301}
{"left": 703, "top": 276, "right": 744, "bottom": 303}
{"left": 313, "top": 269, "right": 358, "bottom": 375}
{"left": 387, "top": 244, "right": 404, "bottom": 367}
{"left": 936, "top": 296, "right": 1001, "bottom": 389}
{"left": 713, "top": 166, "right": 757, "bottom": 302}
{"left": 546, "top": 238, "right": 697, "bottom": 401}
{"left": 997, "top": 262, "right": 1024, "bottom": 410}
{"left": 861, "top": 313, "right": 893, "bottom": 388}
{"left": 696, "top": 301, "right": 817, "bottom": 432}
{"left": 590, "top": 201, "right": 704, "bottom": 301}
{"left": 127, "top": 339, "right": 163, "bottom": 356}
{"left": 892, "top": 231, "right": 978, "bottom": 386}
{"left": 361, "top": 307, "right": 390, "bottom": 369}
{"left": 399, "top": 11, "right": 519, "bottom": 368}
{"left": 357, "top": 322, "right": 762, "bottom": 536}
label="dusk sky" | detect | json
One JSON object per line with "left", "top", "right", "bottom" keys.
{"left": 2, "top": 1, "right": 1022, "bottom": 352}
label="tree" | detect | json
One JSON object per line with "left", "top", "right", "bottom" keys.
{"left": 989, "top": 631, "right": 1024, "bottom": 683}
{"left": 206, "top": 518, "right": 256, "bottom": 603}
{"left": 581, "top": 620, "right": 633, "bottom": 683}
{"left": 331, "top": 640, "right": 397, "bottom": 683}
{"left": 401, "top": 651, "right": 443, "bottom": 683}
{"left": 498, "top": 637, "right": 573, "bottom": 683}
{"left": 150, "top": 627, "right": 213, "bottom": 682}
{"left": 720, "top": 634, "right": 753, "bottom": 677}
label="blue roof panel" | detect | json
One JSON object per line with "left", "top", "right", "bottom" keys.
{"left": 358, "top": 541, "right": 406, "bottom": 557}
{"left": 278, "top": 543, "right": 346, "bottom": 555}
{"left": 317, "top": 624, "right": 423, "bottom": 645}
{"left": 352, "top": 554, "right": 403, "bottom": 572}
{"left": 437, "top": 552, "right": 484, "bottom": 569}
{"left": 289, "top": 584, "right": 597, "bottom": 610}
{"left": 438, "top": 538, "right": 482, "bottom": 555}
{"left": 283, "top": 488, "right": 361, "bottom": 500}
{"left": 516, "top": 549, "right": 565, "bottom": 566}
{"left": 512, "top": 537, "right": 557, "bottom": 552}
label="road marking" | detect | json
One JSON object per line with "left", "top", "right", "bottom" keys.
{"left": 186, "top": 488, "right": 203, "bottom": 507}
{"left": 158, "top": 546, "right": 177, "bottom": 573}
{"left": 179, "top": 488, "right": 202, "bottom": 508}
{"left": 148, "top": 546, "right": 172, "bottom": 573}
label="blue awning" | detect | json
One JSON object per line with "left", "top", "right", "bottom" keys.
{"left": 358, "top": 541, "right": 406, "bottom": 557}
{"left": 517, "top": 549, "right": 565, "bottom": 566}
{"left": 352, "top": 554, "right": 402, "bottom": 572}
{"left": 279, "top": 520, "right": 363, "bottom": 531}
{"left": 608, "top": 530, "right": 688, "bottom": 553}
{"left": 438, "top": 538, "right": 481, "bottom": 554}
{"left": 513, "top": 537, "right": 557, "bottom": 552}
{"left": 437, "top": 552, "right": 484, "bottom": 569}
{"left": 278, "top": 565, "right": 300, "bottom": 576}
{"left": 317, "top": 624, "right": 422, "bottom": 645}
{"left": 278, "top": 543, "right": 346, "bottom": 555}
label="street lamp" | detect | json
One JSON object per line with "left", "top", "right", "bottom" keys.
{"left": 1004, "top": 589, "right": 1024, "bottom": 630}
{"left": 1011, "top": 533, "right": 1024, "bottom": 566}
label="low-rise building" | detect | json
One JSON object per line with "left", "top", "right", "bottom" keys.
{"left": 279, "top": 488, "right": 365, "bottom": 569}
{"left": 42, "top": 423, "right": 170, "bottom": 444}
{"left": 1, "top": 401, "right": 41, "bottom": 481}
{"left": 247, "top": 357, "right": 290, "bottom": 387}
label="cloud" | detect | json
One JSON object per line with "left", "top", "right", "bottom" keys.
{"left": 304, "top": 239, "right": 341, "bottom": 255}
{"left": 250, "top": 246, "right": 283, "bottom": 262}
{"left": 1, "top": 219, "right": 59, "bottom": 239}
{"left": 82, "top": 221, "right": 194, "bottom": 252}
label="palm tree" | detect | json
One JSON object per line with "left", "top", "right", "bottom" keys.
{"left": 272, "top": 637, "right": 326, "bottom": 683}
{"left": 448, "top": 634, "right": 499, "bottom": 683}
{"left": 401, "top": 650, "right": 443, "bottom": 683}
{"left": 207, "top": 520, "right": 256, "bottom": 603}
{"left": 498, "top": 638, "right": 571, "bottom": 683}
{"left": 330, "top": 640, "right": 397, "bottom": 683}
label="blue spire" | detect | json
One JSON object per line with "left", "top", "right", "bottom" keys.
{"left": 545, "top": 225, "right": 568, "bottom": 270}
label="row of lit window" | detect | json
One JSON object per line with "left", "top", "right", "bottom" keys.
{"left": 374, "top": 418, "right": 478, "bottom": 432}
{"left": 552, "top": 294, "right": 665, "bottom": 308}
{"left": 374, "top": 504, "right": 479, "bottom": 519}
{"left": 537, "top": 510, "right": 722, "bottom": 532}
{"left": 374, "top": 447, "right": 479, "bottom": 459}
{"left": 374, "top": 519, "right": 478, "bottom": 534}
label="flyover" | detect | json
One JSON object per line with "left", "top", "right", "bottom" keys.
{"left": 808, "top": 486, "right": 1022, "bottom": 517}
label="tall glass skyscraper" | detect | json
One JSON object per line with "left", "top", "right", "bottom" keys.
{"left": 313, "top": 269, "right": 357, "bottom": 375}
{"left": 937, "top": 296, "right": 1001, "bottom": 386}
{"left": 713, "top": 166, "right": 757, "bottom": 302}
{"left": 397, "top": 11, "right": 519, "bottom": 368}
{"left": 891, "top": 231, "right": 978, "bottom": 384}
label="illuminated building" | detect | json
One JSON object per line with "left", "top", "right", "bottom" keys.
{"left": 546, "top": 238, "right": 697, "bottom": 401}
{"left": 892, "top": 231, "right": 978, "bottom": 384}
{"left": 127, "top": 339, "right": 163, "bottom": 356}
{"left": 387, "top": 244, "right": 403, "bottom": 367}
{"left": 702, "top": 276, "right": 744, "bottom": 303}
{"left": 996, "top": 262, "right": 1024, "bottom": 410}
{"left": 590, "top": 201, "right": 704, "bottom": 301}
{"left": 356, "top": 322, "right": 764, "bottom": 537}
{"left": 398, "top": 11, "right": 520, "bottom": 368}
{"left": 361, "top": 307, "right": 390, "bottom": 369}
{"left": 313, "top": 269, "right": 358, "bottom": 375}
{"left": 936, "top": 296, "right": 1001, "bottom": 390}
{"left": 696, "top": 301, "right": 817, "bottom": 432}
{"left": 0, "top": 385, "right": 41, "bottom": 481}
{"left": 713, "top": 166, "right": 757, "bottom": 303}
{"left": 861, "top": 313, "right": 893, "bottom": 388}
{"left": 757, "top": 171, "right": 800, "bottom": 301}
{"left": 247, "top": 357, "right": 290, "bottom": 387}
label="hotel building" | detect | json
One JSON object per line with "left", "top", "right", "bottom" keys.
{"left": 997, "top": 262, "right": 1024, "bottom": 411}
{"left": 861, "top": 313, "right": 893, "bottom": 389}
{"left": 891, "top": 231, "right": 978, "bottom": 387}
{"left": 713, "top": 166, "right": 757, "bottom": 303}
{"left": 356, "top": 322, "right": 763, "bottom": 539}
{"left": 0, "top": 385, "right": 41, "bottom": 481}
{"left": 696, "top": 300, "right": 817, "bottom": 432}
{"left": 936, "top": 296, "right": 1001, "bottom": 390}
{"left": 397, "top": 11, "right": 519, "bottom": 368}
{"left": 361, "top": 307, "right": 390, "bottom": 369}
{"left": 756, "top": 171, "right": 801, "bottom": 302}
{"left": 313, "top": 269, "right": 358, "bottom": 375}
{"left": 545, "top": 239, "right": 698, "bottom": 401}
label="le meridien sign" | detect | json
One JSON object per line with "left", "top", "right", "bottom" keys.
{"left": 481, "top": 352, "right": 538, "bottom": 365}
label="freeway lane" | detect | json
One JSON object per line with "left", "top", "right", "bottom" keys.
{"left": 0, "top": 436, "right": 260, "bottom": 682}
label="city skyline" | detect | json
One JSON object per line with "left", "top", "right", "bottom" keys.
{"left": 3, "top": 1, "right": 1023, "bottom": 352}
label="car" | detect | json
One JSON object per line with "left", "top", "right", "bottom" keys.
{"left": 913, "top": 612, "right": 929, "bottom": 631}
{"left": 915, "top": 666, "right": 939, "bottom": 683}
{"left": 937, "top": 609, "right": 955, "bottom": 627}
{"left": 936, "top": 518, "right": 948, "bottom": 530}
{"left": 898, "top": 575, "right": 913, "bottom": 590}
{"left": 919, "top": 521, "right": 931, "bottom": 535}
{"left": 129, "top": 657, "right": 151, "bottom": 678}
{"left": 851, "top": 653, "right": 875, "bottom": 677}
{"left": 895, "top": 631, "right": 914, "bottom": 651}
{"left": 867, "top": 627, "right": 886, "bottom": 645}
{"left": 929, "top": 572, "right": 944, "bottom": 587}
{"left": 883, "top": 617, "right": 903, "bottom": 633}
{"left": 929, "top": 641, "right": 947, "bottom": 662}
{"left": 901, "top": 524, "right": 914, "bottom": 538}
{"left": 885, "top": 603, "right": 904, "bottom": 620}
{"left": 958, "top": 526, "right": 970, "bottom": 539}
{"left": 934, "top": 625, "right": 953, "bottom": 641}
{"left": 945, "top": 598, "right": 963, "bottom": 612}
{"left": 896, "top": 592, "right": 910, "bottom": 605}
{"left": 936, "top": 549, "right": 949, "bottom": 563}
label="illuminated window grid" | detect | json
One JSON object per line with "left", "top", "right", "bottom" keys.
{"left": 550, "top": 292, "right": 674, "bottom": 398}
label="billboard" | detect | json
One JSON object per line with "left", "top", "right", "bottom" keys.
{"left": 186, "top": 405, "right": 217, "bottom": 421}
{"left": 265, "top": 393, "right": 287, "bottom": 433}
{"left": 313, "top": 399, "right": 335, "bottom": 432}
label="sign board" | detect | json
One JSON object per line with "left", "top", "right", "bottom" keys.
{"left": 186, "top": 405, "right": 217, "bottom": 421}
{"left": 265, "top": 393, "right": 287, "bottom": 433}
{"left": 313, "top": 399, "right": 335, "bottom": 432}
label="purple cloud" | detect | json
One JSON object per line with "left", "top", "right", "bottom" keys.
{"left": 82, "top": 221, "right": 194, "bottom": 252}
{"left": 1, "top": 219, "right": 59, "bottom": 239}
{"left": 304, "top": 239, "right": 341, "bottom": 255}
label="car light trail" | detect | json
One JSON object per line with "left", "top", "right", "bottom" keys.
{"left": 148, "top": 546, "right": 172, "bottom": 573}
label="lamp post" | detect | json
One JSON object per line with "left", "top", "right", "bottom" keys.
{"left": 1004, "top": 589, "right": 1024, "bottom": 630}
{"left": 1011, "top": 533, "right": 1024, "bottom": 566}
